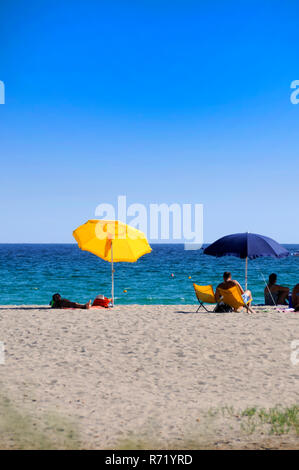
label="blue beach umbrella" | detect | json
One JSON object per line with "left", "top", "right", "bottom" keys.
{"left": 203, "top": 232, "right": 290, "bottom": 289}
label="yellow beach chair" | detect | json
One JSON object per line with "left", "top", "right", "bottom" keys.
{"left": 218, "top": 286, "right": 254, "bottom": 313}
{"left": 193, "top": 283, "right": 216, "bottom": 312}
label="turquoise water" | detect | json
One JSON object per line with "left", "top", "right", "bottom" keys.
{"left": 0, "top": 244, "right": 298, "bottom": 305}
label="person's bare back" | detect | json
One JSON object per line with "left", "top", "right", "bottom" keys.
{"left": 264, "top": 273, "right": 289, "bottom": 305}
{"left": 215, "top": 271, "right": 252, "bottom": 311}
{"left": 217, "top": 279, "right": 243, "bottom": 293}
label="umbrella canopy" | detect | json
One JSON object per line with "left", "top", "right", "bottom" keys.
{"left": 73, "top": 220, "right": 152, "bottom": 305}
{"left": 203, "top": 232, "right": 289, "bottom": 260}
{"left": 203, "top": 232, "right": 289, "bottom": 289}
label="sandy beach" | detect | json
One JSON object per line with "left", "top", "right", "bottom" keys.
{"left": 0, "top": 304, "right": 299, "bottom": 449}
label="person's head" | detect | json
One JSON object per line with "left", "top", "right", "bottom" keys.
{"left": 223, "top": 271, "right": 232, "bottom": 282}
{"left": 269, "top": 273, "right": 277, "bottom": 286}
{"left": 52, "top": 293, "right": 61, "bottom": 302}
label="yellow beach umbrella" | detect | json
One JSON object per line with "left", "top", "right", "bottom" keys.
{"left": 73, "top": 220, "right": 152, "bottom": 306}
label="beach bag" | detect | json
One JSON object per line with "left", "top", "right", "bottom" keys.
{"left": 92, "top": 295, "right": 111, "bottom": 308}
{"left": 214, "top": 303, "right": 233, "bottom": 313}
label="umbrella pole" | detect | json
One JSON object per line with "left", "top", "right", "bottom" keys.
{"left": 111, "top": 242, "right": 114, "bottom": 306}
{"left": 245, "top": 257, "right": 248, "bottom": 291}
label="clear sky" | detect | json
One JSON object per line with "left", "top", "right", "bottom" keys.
{"left": 1, "top": 0, "right": 298, "bottom": 243}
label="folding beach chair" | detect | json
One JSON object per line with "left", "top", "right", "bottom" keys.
{"left": 193, "top": 283, "right": 217, "bottom": 312}
{"left": 218, "top": 286, "right": 254, "bottom": 313}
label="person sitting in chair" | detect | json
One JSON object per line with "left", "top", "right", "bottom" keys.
{"left": 215, "top": 271, "right": 252, "bottom": 309}
{"left": 292, "top": 284, "right": 299, "bottom": 311}
{"left": 264, "top": 273, "right": 289, "bottom": 305}
{"left": 50, "top": 293, "right": 91, "bottom": 309}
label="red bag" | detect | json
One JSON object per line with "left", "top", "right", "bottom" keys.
{"left": 92, "top": 296, "right": 111, "bottom": 308}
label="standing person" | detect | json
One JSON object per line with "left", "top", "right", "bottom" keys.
{"left": 50, "top": 293, "right": 91, "bottom": 309}
{"left": 264, "top": 273, "right": 289, "bottom": 305}
{"left": 215, "top": 271, "right": 252, "bottom": 308}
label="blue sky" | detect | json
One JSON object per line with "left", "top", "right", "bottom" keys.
{"left": 0, "top": 0, "right": 298, "bottom": 243}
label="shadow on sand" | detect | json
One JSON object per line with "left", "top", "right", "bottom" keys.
{"left": 174, "top": 309, "right": 231, "bottom": 315}
{"left": 0, "top": 306, "right": 50, "bottom": 311}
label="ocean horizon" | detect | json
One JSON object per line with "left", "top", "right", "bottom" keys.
{"left": 1, "top": 243, "right": 298, "bottom": 305}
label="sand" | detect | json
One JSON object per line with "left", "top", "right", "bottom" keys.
{"left": 0, "top": 304, "right": 299, "bottom": 449}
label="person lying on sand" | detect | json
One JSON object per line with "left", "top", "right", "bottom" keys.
{"left": 264, "top": 273, "right": 289, "bottom": 305}
{"left": 292, "top": 284, "right": 299, "bottom": 311}
{"left": 50, "top": 293, "right": 91, "bottom": 309}
{"left": 215, "top": 271, "right": 253, "bottom": 311}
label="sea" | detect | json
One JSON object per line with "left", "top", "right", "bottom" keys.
{"left": 0, "top": 244, "right": 298, "bottom": 305}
